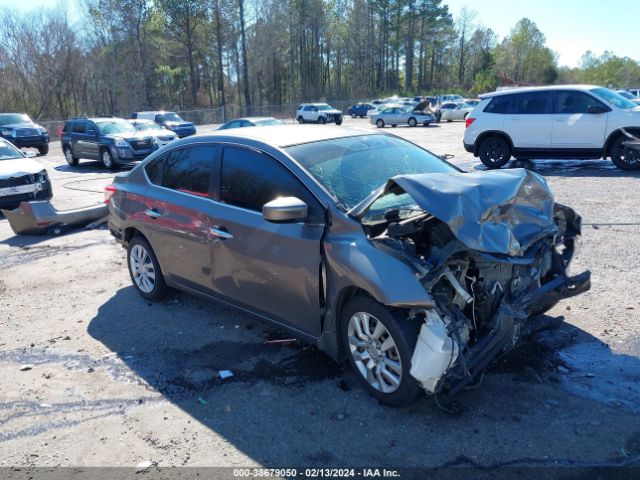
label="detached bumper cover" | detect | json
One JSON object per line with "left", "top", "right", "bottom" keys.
{"left": 440, "top": 270, "right": 591, "bottom": 399}
{"left": 1, "top": 200, "right": 108, "bottom": 235}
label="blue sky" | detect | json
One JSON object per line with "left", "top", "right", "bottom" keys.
{"left": 3, "top": 0, "right": 639, "bottom": 68}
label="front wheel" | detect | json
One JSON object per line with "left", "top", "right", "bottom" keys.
{"left": 64, "top": 147, "right": 78, "bottom": 166}
{"left": 101, "top": 148, "right": 115, "bottom": 169}
{"left": 318, "top": 116, "right": 326, "bottom": 124}
{"left": 610, "top": 135, "right": 640, "bottom": 170}
{"left": 376, "top": 119, "right": 385, "bottom": 128}
{"left": 478, "top": 136, "right": 511, "bottom": 168}
{"left": 340, "top": 296, "right": 423, "bottom": 406}
{"left": 38, "top": 144, "right": 49, "bottom": 156}
{"left": 297, "top": 116, "right": 305, "bottom": 124}
{"left": 127, "top": 236, "right": 168, "bottom": 301}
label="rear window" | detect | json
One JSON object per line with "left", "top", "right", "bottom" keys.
{"left": 484, "top": 96, "right": 511, "bottom": 114}
{"left": 72, "top": 122, "right": 86, "bottom": 133}
{"left": 162, "top": 146, "right": 215, "bottom": 197}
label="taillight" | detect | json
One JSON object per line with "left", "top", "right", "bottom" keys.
{"left": 465, "top": 117, "right": 476, "bottom": 128}
{"left": 104, "top": 185, "right": 117, "bottom": 204}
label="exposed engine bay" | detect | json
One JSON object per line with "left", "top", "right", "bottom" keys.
{"left": 359, "top": 169, "right": 591, "bottom": 398}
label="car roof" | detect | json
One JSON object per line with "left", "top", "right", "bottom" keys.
{"left": 192, "top": 125, "right": 377, "bottom": 148}
{"left": 480, "top": 84, "right": 602, "bottom": 99}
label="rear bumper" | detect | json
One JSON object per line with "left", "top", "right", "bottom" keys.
{"left": 463, "top": 141, "right": 475, "bottom": 154}
{"left": 441, "top": 270, "right": 591, "bottom": 399}
{"left": 1, "top": 200, "right": 108, "bottom": 235}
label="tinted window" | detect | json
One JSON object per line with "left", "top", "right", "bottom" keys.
{"left": 554, "top": 91, "right": 603, "bottom": 114}
{"left": 221, "top": 147, "right": 322, "bottom": 222}
{"left": 72, "top": 121, "right": 86, "bottom": 133}
{"left": 162, "top": 146, "right": 215, "bottom": 197}
{"left": 145, "top": 153, "right": 168, "bottom": 185}
{"left": 63, "top": 122, "right": 71, "bottom": 133}
{"left": 484, "top": 96, "right": 511, "bottom": 114}
{"left": 513, "top": 92, "right": 550, "bottom": 114}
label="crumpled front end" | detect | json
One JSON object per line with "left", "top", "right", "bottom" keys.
{"left": 361, "top": 170, "right": 591, "bottom": 398}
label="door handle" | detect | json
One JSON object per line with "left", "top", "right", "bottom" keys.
{"left": 210, "top": 226, "right": 233, "bottom": 240}
{"left": 144, "top": 209, "right": 161, "bottom": 219}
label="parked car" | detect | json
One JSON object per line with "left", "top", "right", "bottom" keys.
{"left": 437, "top": 94, "right": 465, "bottom": 105}
{"left": 439, "top": 102, "right": 475, "bottom": 122}
{"left": 616, "top": 90, "right": 640, "bottom": 106}
{"left": 217, "top": 117, "right": 284, "bottom": 130}
{"left": 61, "top": 117, "right": 156, "bottom": 169}
{"left": 0, "top": 138, "right": 52, "bottom": 210}
{"left": 131, "top": 111, "right": 196, "bottom": 138}
{"left": 367, "top": 103, "right": 389, "bottom": 117}
{"left": 464, "top": 85, "right": 640, "bottom": 170}
{"left": 0, "top": 113, "right": 49, "bottom": 156}
{"left": 107, "top": 125, "right": 589, "bottom": 406}
{"left": 464, "top": 99, "right": 481, "bottom": 107}
{"left": 370, "top": 101, "right": 435, "bottom": 128}
{"left": 347, "top": 103, "right": 375, "bottom": 118}
{"left": 627, "top": 88, "right": 640, "bottom": 98}
{"left": 296, "top": 103, "right": 343, "bottom": 125}
{"left": 130, "top": 119, "right": 178, "bottom": 148}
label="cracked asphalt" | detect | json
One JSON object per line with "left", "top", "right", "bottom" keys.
{"left": 0, "top": 119, "right": 639, "bottom": 474}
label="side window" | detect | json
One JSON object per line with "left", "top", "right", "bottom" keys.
{"left": 303, "top": 106, "right": 312, "bottom": 111}
{"left": 154, "top": 115, "right": 162, "bottom": 123}
{"left": 145, "top": 153, "right": 169, "bottom": 186}
{"left": 220, "top": 147, "right": 323, "bottom": 223}
{"left": 86, "top": 122, "right": 97, "bottom": 134}
{"left": 72, "top": 121, "right": 86, "bottom": 133}
{"left": 513, "top": 92, "right": 550, "bottom": 114}
{"left": 63, "top": 122, "right": 71, "bottom": 133}
{"left": 554, "top": 91, "right": 604, "bottom": 114}
{"left": 162, "top": 146, "right": 216, "bottom": 197}
{"left": 484, "top": 96, "right": 511, "bottom": 114}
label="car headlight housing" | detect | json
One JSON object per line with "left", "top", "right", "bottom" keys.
{"left": 1, "top": 128, "right": 11, "bottom": 136}
{"left": 37, "top": 126, "right": 47, "bottom": 134}
{"left": 114, "top": 138, "right": 128, "bottom": 147}
{"left": 37, "top": 169, "right": 49, "bottom": 183}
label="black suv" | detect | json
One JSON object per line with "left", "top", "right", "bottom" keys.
{"left": 61, "top": 117, "right": 156, "bottom": 169}
{"left": 0, "top": 113, "right": 50, "bottom": 156}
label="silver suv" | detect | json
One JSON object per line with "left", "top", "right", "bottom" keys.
{"left": 296, "top": 103, "right": 343, "bottom": 125}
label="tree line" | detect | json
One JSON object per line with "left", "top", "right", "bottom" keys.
{"left": 0, "top": 0, "right": 638, "bottom": 121}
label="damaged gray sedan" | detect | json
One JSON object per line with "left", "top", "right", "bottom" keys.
{"left": 108, "top": 126, "right": 590, "bottom": 406}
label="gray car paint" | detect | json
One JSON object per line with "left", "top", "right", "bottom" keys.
{"left": 109, "top": 128, "right": 442, "bottom": 360}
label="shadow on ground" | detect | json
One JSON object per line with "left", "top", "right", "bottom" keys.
{"left": 80, "top": 286, "right": 640, "bottom": 468}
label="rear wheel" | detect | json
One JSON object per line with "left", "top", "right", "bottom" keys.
{"left": 340, "top": 296, "right": 423, "bottom": 407}
{"left": 376, "top": 119, "right": 385, "bottom": 128}
{"left": 127, "top": 236, "right": 168, "bottom": 302}
{"left": 38, "top": 144, "right": 49, "bottom": 156}
{"left": 351, "top": 112, "right": 357, "bottom": 119}
{"left": 335, "top": 117, "right": 343, "bottom": 126}
{"left": 408, "top": 117, "right": 417, "bottom": 127}
{"left": 478, "top": 136, "right": 511, "bottom": 168}
{"left": 101, "top": 148, "right": 115, "bottom": 169}
{"left": 610, "top": 135, "right": 640, "bottom": 170}
{"left": 64, "top": 147, "right": 78, "bottom": 166}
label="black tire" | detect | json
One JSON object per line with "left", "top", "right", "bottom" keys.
{"left": 408, "top": 117, "right": 417, "bottom": 127}
{"left": 376, "top": 119, "right": 385, "bottom": 128}
{"left": 478, "top": 136, "right": 511, "bottom": 168}
{"left": 318, "top": 116, "right": 326, "bottom": 124}
{"left": 340, "top": 295, "right": 423, "bottom": 407}
{"left": 447, "top": 119, "right": 452, "bottom": 122}
{"left": 335, "top": 117, "right": 343, "bottom": 126}
{"left": 101, "top": 148, "right": 115, "bottom": 169}
{"left": 391, "top": 124, "right": 397, "bottom": 128}
{"left": 64, "top": 146, "right": 79, "bottom": 166}
{"left": 610, "top": 135, "right": 640, "bottom": 170}
{"left": 38, "top": 144, "right": 49, "bottom": 156}
{"left": 297, "top": 116, "right": 305, "bottom": 124}
{"left": 360, "top": 115, "right": 365, "bottom": 119}
{"left": 127, "top": 235, "right": 168, "bottom": 302}
{"left": 351, "top": 112, "right": 357, "bottom": 119}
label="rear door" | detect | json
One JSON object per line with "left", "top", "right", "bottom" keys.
{"left": 84, "top": 121, "right": 101, "bottom": 159}
{"left": 551, "top": 90, "right": 609, "bottom": 148}
{"left": 507, "top": 91, "right": 552, "bottom": 148}
{"left": 209, "top": 145, "right": 325, "bottom": 335}
{"left": 71, "top": 120, "right": 87, "bottom": 157}
{"left": 139, "top": 145, "right": 219, "bottom": 292}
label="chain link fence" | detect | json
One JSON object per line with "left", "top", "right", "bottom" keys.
{"left": 39, "top": 99, "right": 363, "bottom": 140}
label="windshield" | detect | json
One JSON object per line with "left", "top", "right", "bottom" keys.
{"left": 0, "top": 142, "right": 23, "bottom": 160}
{"left": 590, "top": 87, "right": 637, "bottom": 109}
{"left": 255, "top": 118, "right": 283, "bottom": 126}
{"left": 617, "top": 91, "right": 636, "bottom": 100}
{"left": 0, "top": 114, "right": 31, "bottom": 126}
{"left": 285, "top": 134, "right": 456, "bottom": 209}
{"left": 158, "top": 113, "right": 184, "bottom": 123}
{"left": 96, "top": 120, "right": 136, "bottom": 135}
{"left": 133, "top": 121, "right": 162, "bottom": 131}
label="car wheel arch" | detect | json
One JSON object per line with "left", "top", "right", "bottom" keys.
{"left": 604, "top": 128, "right": 640, "bottom": 157}
{"left": 474, "top": 130, "right": 514, "bottom": 156}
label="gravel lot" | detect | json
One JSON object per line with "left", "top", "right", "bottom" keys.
{"left": 1, "top": 118, "right": 639, "bottom": 473}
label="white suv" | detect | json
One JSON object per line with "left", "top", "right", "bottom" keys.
{"left": 296, "top": 103, "right": 343, "bottom": 125}
{"left": 463, "top": 85, "right": 640, "bottom": 170}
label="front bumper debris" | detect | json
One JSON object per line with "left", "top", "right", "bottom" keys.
{"left": 1, "top": 200, "right": 109, "bottom": 235}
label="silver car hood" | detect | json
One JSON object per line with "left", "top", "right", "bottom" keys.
{"left": 353, "top": 168, "right": 557, "bottom": 256}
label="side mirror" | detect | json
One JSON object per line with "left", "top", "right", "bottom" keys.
{"left": 262, "top": 197, "right": 308, "bottom": 223}
{"left": 587, "top": 105, "right": 608, "bottom": 114}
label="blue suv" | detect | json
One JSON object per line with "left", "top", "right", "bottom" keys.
{"left": 0, "top": 113, "right": 50, "bottom": 155}
{"left": 346, "top": 103, "right": 374, "bottom": 118}
{"left": 61, "top": 117, "right": 156, "bottom": 169}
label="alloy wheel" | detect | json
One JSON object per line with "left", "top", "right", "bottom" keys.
{"left": 347, "top": 312, "right": 402, "bottom": 393}
{"left": 129, "top": 244, "right": 156, "bottom": 294}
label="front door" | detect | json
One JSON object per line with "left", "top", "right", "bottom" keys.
{"left": 208, "top": 145, "right": 325, "bottom": 336}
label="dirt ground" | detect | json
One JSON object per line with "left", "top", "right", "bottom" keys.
{"left": 0, "top": 119, "right": 639, "bottom": 474}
